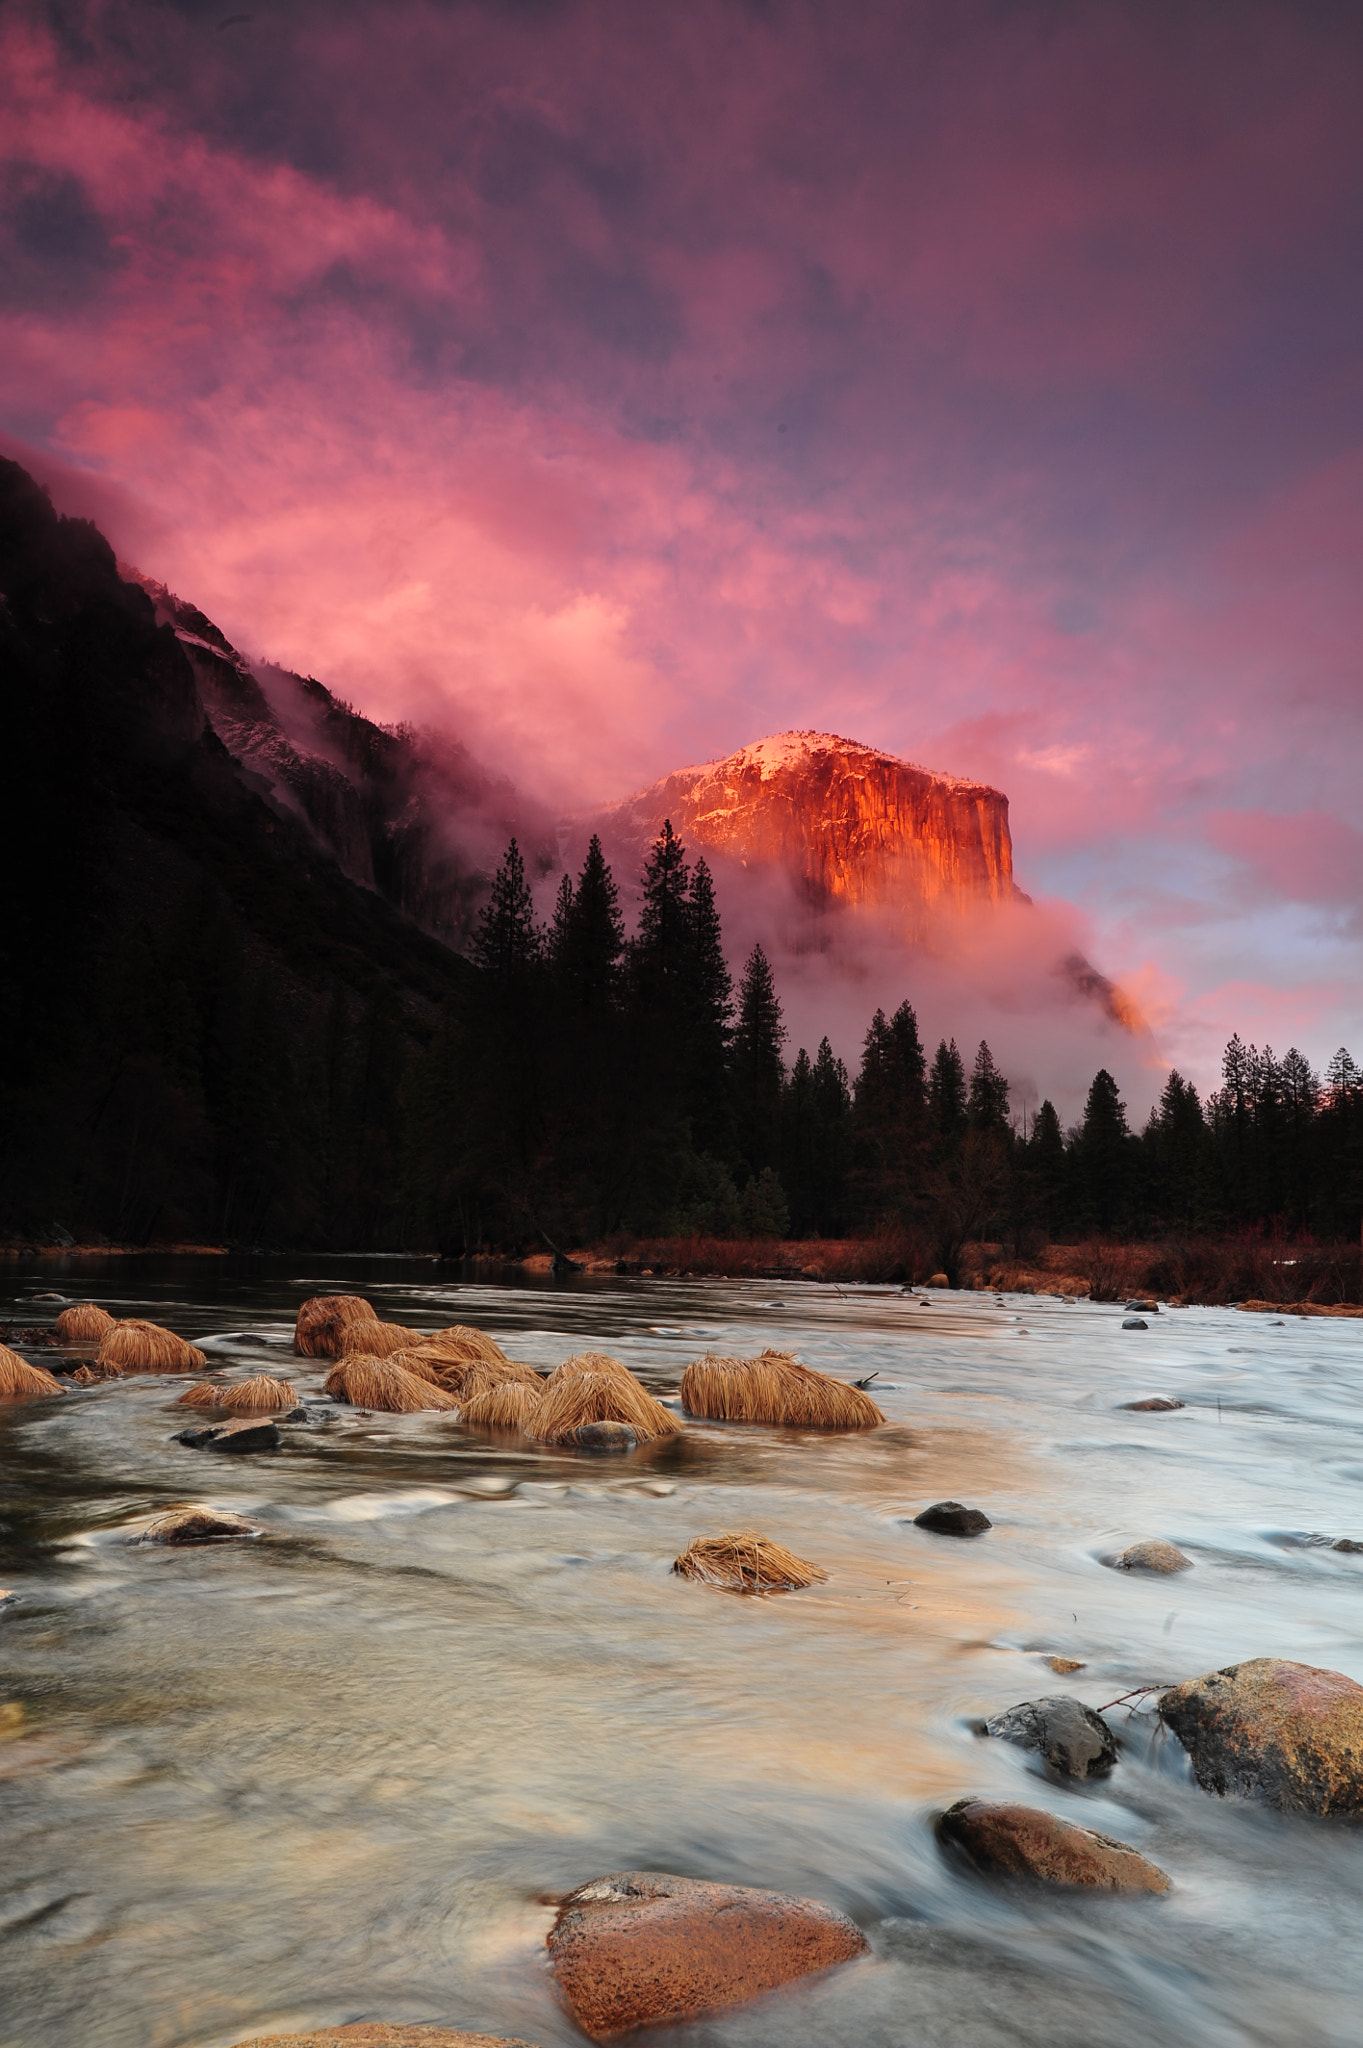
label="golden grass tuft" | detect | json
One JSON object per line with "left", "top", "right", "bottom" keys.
{"left": 176, "top": 1380, "right": 228, "bottom": 1408}
{"left": 426, "top": 1323, "right": 509, "bottom": 1364}
{"left": 336, "top": 1319, "right": 423, "bottom": 1360}
{"left": 674, "top": 1529, "right": 828, "bottom": 1593}
{"left": 679, "top": 1351, "right": 884, "bottom": 1429}
{"left": 0, "top": 1344, "right": 66, "bottom": 1400}
{"left": 527, "top": 1367, "right": 682, "bottom": 1445}
{"left": 459, "top": 1379, "right": 544, "bottom": 1431}
{"left": 322, "top": 1356, "right": 460, "bottom": 1413}
{"left": 455, "top": 1357, "right": 546, "bottom": 1405}
{"left": 218, "top": 1375, "right": 299, "bottom": 1413}
{"left": 544, "top": 1350, "right": 636, "bottom": 1388}
{"left": 293, "top": 1294, "right": 375, "bottom": 1358}
{"left": 382, "top": 1345, "right": 452, "bottom": 1386}
{"left": 54, "top": 1303, "right": 115, "bottom": 1344}
{"left": 95, "top": 1320, "right": 207, "bottom": 1376}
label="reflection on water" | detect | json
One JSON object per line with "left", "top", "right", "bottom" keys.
{"left": 2, "top": 1257, "right": 1362, "bottom": 2047}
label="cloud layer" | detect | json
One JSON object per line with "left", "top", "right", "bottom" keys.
{"left": 3, "top": 0, "right": 1361, "bottom": 1102}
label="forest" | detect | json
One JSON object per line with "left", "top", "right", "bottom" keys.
{"left": 16, "top": 819, "right": 1358, "bottom": 1270}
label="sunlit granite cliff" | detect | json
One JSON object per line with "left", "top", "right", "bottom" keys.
{"left": 601, "top": 731, "right": 1022, "bottom": 928}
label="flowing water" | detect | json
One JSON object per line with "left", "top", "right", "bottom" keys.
{"left": 2, "top": 1257, "right": 1362, "bottom": 2048}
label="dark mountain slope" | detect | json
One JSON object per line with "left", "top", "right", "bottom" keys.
{"left": 0, "top": 456, "right": 474, "bottom": 1246}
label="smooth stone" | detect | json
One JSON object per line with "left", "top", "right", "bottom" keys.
{"left": 984, "top": 1696, "right": 1118, "bottom": 1778}
{"left": 546, "top": 1870, "right": 868, "bottom": 2038}
{"left": 174, "top": 1418, "right": 282, "bottom": 1454}
{"left": 568, "top": 1421, "right": 637, "bottom": 1451}
{"left": 231, "top": 2030, "right": 539, "bottom": 2047}
{"left": 938, "top": 1798, "right": 1169, "bottom": 1892}
{"left": 1122, "top": 1317, "right": 1148, "bottom": 1330}
{"left": 141, "top": 1506, "right": 259, "bottom": 1544}
{"left": 1160, "top": 1658, "right": 1363, "bottom": 1815}
{"left": 1122, "top": 1397, "right": 1185, "bottom": 1411}
{"left": 1113, "top": 1539, "right": 1191, "bottom": 1573}
{"left": 913, "top": 1501, "right": 992, "bottom": 1536}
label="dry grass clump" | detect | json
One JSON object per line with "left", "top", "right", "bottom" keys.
{"left": 54, "top": 1303, "right": 115, "bottom": 1343}
{"left": 176, "top": 1380, "right": 228, "bottom": 1408}
{"left": 336, "top": 1319, "right": 423, "bottom": 1360}
{"left": 381, "top": 1345, "right": 451, "bottom": 1386}
{"left": 322, "top": 1356, "right": 460, "bottom": 1412}
{"left": 0, "top": 1345, "right": 66, "bottom": 1400}
{"left": 527, "top": 1366, "right": 682, "bottom": 1445}
{"left": 95, "top": 1321, "right": 207, "bottom": 1375}
{"left": 679, "top": 1351, "right": 883, "bottom": 1429}
{"left": 456, "top": 1357, "right": 546, "bottom": 1404}
{"left": 544, "top": 1350, "right": 636, "bottom": 1388}
{"left": 218, "top": 1375, "right": 299, "bottom": 1413}
{"left": 293, "top": 1294, "right": 375, "bottom": 1357}
{"left": 426, "top": 1323, "right": 509, "bottom": 1364}
{"left": 459, "top": 1379, "right": 544, "bottom": 1432}
{"left": 674, "top": 1530, "right": 828, "bottom": 1593}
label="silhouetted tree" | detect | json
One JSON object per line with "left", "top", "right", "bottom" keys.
{"left": 733, "top": 942, "right": 786, "bottom": 1176}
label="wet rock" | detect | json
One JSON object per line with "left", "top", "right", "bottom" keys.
{"left": 1112, "top": 1539, "right": 1191, "bottom": 1573}
{"left": 1122, "top": 1397, "right": 1185, "bottom": 1411}
{"left": 913, "top": 1501, "right": 992, "bottom": 1536}
{"left": 231, "top": 2030, "right": 539, "bottom": 2047}
{"left": 925, "top": 1273, "right": 950, "bottom": 1288}
{"left": 1334, "top": 1538, "right": 1363, "bottom": 1553}
{"left": 546, "top": 1870, "right": 868, "bottom": 2038}
{"left": 1122, "top": 1317, "right": 1149, "bottom": 1330}
{"left": 174, "top": 1418, "right": 281, "bottom": 1454}
{"left": 141, "top": 1506, "right": 259, "bottom": 1544}
{"left": 938, "top": 1799, "right": 1169, "bottom": 1892}
{"left": 1160, "top": 1658, "right": 1363, "bottom": 1815}
{"left": 1126, "top": 1300, "right": 1158, "bottom": 1313}
{"left": 984, "top": 1696, "right": 1118, "bottom": 1778}
{"left": 568, "top": 1421, "right": 638, "bottom": 1451}
{"left": 1044, "top": 1655, "right": 1085, "bottom": 1675}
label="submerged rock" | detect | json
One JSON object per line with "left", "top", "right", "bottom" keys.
{"left": 984, "top": 1696, "right": 1118, "bottom": 1778}
{"left": 232, "top": 2030, "right": 539, "bottom": 2047}
{"left": 174, "top": 1418, "right": 281, "bottom": 1454}
{"left": 1122, "top": 1317, "right": 1149, "bottom": 1330}
{"left": 939, "top": 1799, "right": 1169, "bottom": 1892}
{"left": 1112, "top": 1539, "right": 1191, "bottom": 1573}
{"left": 141, "top": 1506, "right": 259, "bottom": 1544}
{"left": 1160, "top": 1658, "right": 1363, "bottom": 1815}
{"left": 1122, "top": 1397, "right": 1185, "bottom": 1411}
{"left": 546, "top": 1870, "right": 868, "bottom": 2037}
{"left": 913, "top": 1501, "right": 992, "bottom": 1536}
{"left": 1043, "top": 1655, "right": 1086, "bottom": 1675}
{"left": 1334, "top": 1538, "right": 1363, "bottom": 1553}
{"left": 568, "top": 1421, "right": 638, "bottom": 1451}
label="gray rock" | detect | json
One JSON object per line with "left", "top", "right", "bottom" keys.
{"left": 984, "top": 1695, "right": 1118, "bottom": 1777}
{"left": 173, "top": 1418, "right": 281, "bottom": 1454}
{"left": 913, "top": 1500, "right": 992, "bottom": 1536}
{"left": 1122, "top": 1317, "right": 1149, "bottom": 1330}
{"left": 568, "top": 1420, "right": 638, "bottom": 1451}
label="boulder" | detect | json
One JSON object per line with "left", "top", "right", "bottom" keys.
{"left": 231, "top": 2031, "right": 538, "bottom": 2047}
{"left": 1112, "top": 1539, "right": 1191, "bottom": 1573}
{"left": 141, "top": 1506, "right": 259, "bottom": 1544}
{"left": 546, "top": 1871, "right": 868, "bottom": 2037}
{"left": 568, "top": 1421, "right": 638, "bottom": 1452}
{"left": 1160, "top": 1658, "right": 1363, "bottom": 1815}
{"left": 1122, "top": 1397, "right": 1184, "bottom": 1411}
{"left": 984, "top": 1696, "right": 1117, "bottom": 1778}
{"left": 1122, "top": 1318, "right": 1148, "bottom": 1330}
{"left": 174, "top": 1418, "right": 282, "bottom": 1454}
{"left": 938, "top": 1799, "right": 1169, "bottom": 1892}
{"left": 913, "top": 1501, "right": 992, "bottom": 1536}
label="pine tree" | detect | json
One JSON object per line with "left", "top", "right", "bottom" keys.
{"left": 928, "top": 1038, "right": 968, "bottom": 1142}
{"left": 1075, "top": 1068, "right": 1131, "bottom": 1233}
{"left": 733, "top": 942, "right": 786, "bottom": 1175}
{"left": 967, "top": 1040, "right": 1010, "bottom": 1134}
{"left": 473, "top": 839, "right": 541, "bottom": 980}
{"left": 1027, "top": 1097, "right": 1067, "bottom": 1233}
{"left": 851, "top": 1000, "right": 928, "bottom": 1219}
{"left": 683, "top": 857, "right": 734, "bottom": 1158}
{"left": 633, "top": 820, "right": 690, "bottom": 998}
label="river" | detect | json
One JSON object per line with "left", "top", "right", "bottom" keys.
{"left": 1, "top": 1257, "right": 1361, "bottom": 2048}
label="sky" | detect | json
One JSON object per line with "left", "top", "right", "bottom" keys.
{"left": 2, "top": 0, "right": 1361, "bottom": 1103}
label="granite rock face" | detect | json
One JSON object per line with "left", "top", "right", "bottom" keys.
{"left": 984, "top": 1696, "right": 1118, "bottom": 1778}
{"left": 939, "top": 1800, "right": 1169, "bottom": 1892}
{"left": 600, "top": 732, "right": 1016, "bottom": 938}
{"left": 546, "top": 1870, "right": 868, "bottom": 2037}
{"left": 1161, "top": 1658, "right": 1363, "bottom": 1815}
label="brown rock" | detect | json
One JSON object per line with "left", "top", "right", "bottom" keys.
{"left": 1112, "top": 1539, "right": 1192, "bottom": 1573}
{"left": 141, "top": 1506, "right": 259, "bottom": 1544}
{"left": 231, "top": 2030, "right": 537, "bottom": 2047}
{"left": 1160, "top": 1657, "right": 1363, "bottom": 1815}
{"left": 1122, "top": 1397, "right": 1185, "bottom": 1411}
{"left": 939, "top": 1799, "right": 1169, "bottom": 1892}
{"left": 547, "top": 1870, "right": 869, "bottom": 2037}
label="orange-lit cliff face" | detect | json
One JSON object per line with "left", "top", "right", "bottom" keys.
{"left": 603, "top": 731, "right": 1020, "bottom": 931}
